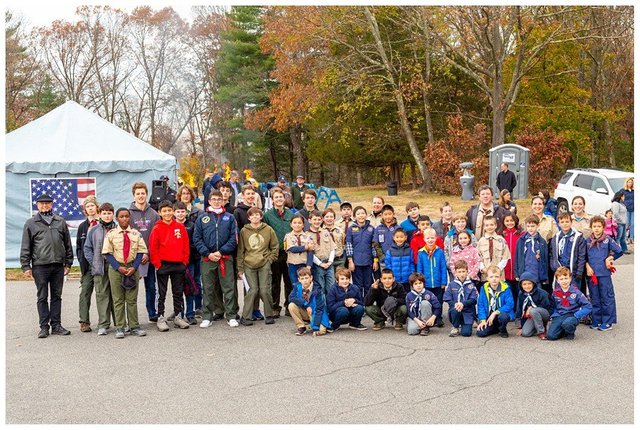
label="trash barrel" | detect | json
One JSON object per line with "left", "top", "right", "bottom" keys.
{"left": 386, "top": 181, "right": 398, "bottom": 196}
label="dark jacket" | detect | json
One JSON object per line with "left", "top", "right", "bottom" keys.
{"left": 76, "top": 218, "right": 94, "bottom": 275}
{"left": 405, "top": 288, "right": 442, "bottom": 320}
{"left": 515, "top": 274, "right": 553, "bottom": 320}
{"left": 20, "top": 213, "right": 73, "bottom": 271}
{"left": 443, "top": 278, "right": 478, "bottom": 324}
{"left": 326, "top": 283, "right": 364, "bottom": 315}
{"left": 182, "top": 218, "right": 200, "bottom": 265}
{"left": 202, "top": 174, "right": 223, "bottom": 205}
{"left": 345, "top": 220, "right": 376, "bottom": 266}
{"left": 288, "top": 284, "right": 331, "bottom": 331}
{"left": 233, "top": 203, "right": 252, "bottom": 232}
{"left": 622, "top": 188, "right": 634, "bottom": 212}
{"left": 515, "top": 233, "right": 549, "bottom": 283}
{"left": 549, "top": 285, "right": 592, "bottom": 319}
{"left": 292, "top": 184, "right": 309, "bottom": 210}
{"left": 549, "top": 229, "right": 586, "bottom": 278}
{"left": 193, "top": 209, "right": 238, "bottom": 257}
{"left": 465, "top": 203, "right": 510, "bottom": 235}
{"left": 496, "top": 169, "right": 517, "bottom": 194}
{"left": 364, "top": 282, "right": 406, "bottom": 307}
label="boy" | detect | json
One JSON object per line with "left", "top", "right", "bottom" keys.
{"left": 298, "top": 189, "right": 319, "bottom": 225}
{"left": 307, "top": 210, "right": 336, "bottom": 294}
{"left": 193, "top": 190, "right": 240, "bottom": 328}
{"left": 477, "top": 216, "right": 511, "bottom": 281}
{"left": 410, "top": 215, "right": 444, "bottom": 263}
{"left": 287, "top": 267, "right": 331, "bottom": 336}
{"left": 416, "top": 228, "right": 448, "bottom": 326}
{"left": 515, "top": 215, "right": 549, "bottom": 287}
{"left": 432, "top": 202, "right": 454, "bottom": 242}
{"left": 547, "top": 266, "right": 592, "bottom": 340}
{"left": 237, "top": 207, "right": 279, "bottom": 326}
{"left": 476, "top": 265, "right": 515, "bottom": 338}
{"left": 219, "top": 181, "right": 237, "bottom": 214}
{"left": 83, "top": 202, "right": 117, "bottom": 336}
{"left": 515, "top": 271, "right": 553, "bottom": 339}
{"left": 148, "top": 200, "right": 190, "bottom": 331}
{"left": 399, "top": 202, "right": 421, "bottom": 242}
{"left": 443, "top": 212, "right": 478, "bottom": 263}
{"left": 76, "top": 195, "right": 99, "bottom": 332}
{"left": 443, "top": 260, "right": 477, "bottom": 337}
{"left": 326, "top": 268, "right": 367, "bottom": 330}
{"left": 103, "top": 208, "right": 148, "bottom": 338}
{"left": 284, "top": 214, "right": 315, "bottom": 287}
{"left": 550, "top": 212, "right": 586, "bottom": 290}
{"left": 129, "top": 182, "right": 160, "bottom": 322}
{"left": 585, "top": 216, "right": 622, "bottom": 331}
{"left": 336, "top": 201, "right": 353, "bottom": 235}
{"left": 373, "top": 204, "right": 398, "bottom": 266}
{"left": 405, "top": 272, "right": 442, "bottom": 336}
{"left": 384, "top": 228, "right": 415, "bottom": 291}
{"left": 364, "top": 268, "right": 408, "bottom": 330}
{"left": 174, "top": 201, "right": 200, "bottom": 325}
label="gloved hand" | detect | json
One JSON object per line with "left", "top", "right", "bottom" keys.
{"left": 590, "top": 274, "right": 599, "bottom": 285}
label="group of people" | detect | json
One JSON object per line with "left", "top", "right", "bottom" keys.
{"left": 19, "top": 173, "right": 631, "bottom": 341}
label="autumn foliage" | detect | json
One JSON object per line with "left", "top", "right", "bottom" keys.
{"left": 515, "top": 127, "right": 571, "bottom": 192}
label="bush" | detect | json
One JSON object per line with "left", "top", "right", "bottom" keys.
{"left": 514, "top": 127, "right": 571, "bottom": 192}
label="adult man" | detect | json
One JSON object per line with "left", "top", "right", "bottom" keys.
{"left": 229, "top": 170, "right": 241, "bottom": 206}
{"left": 277, "top": 176, "right": 294, "bottom": 208}
{"left": 496, "top": 163, "right": 517, "bottom": 195}
{"left": 368, "top": 196, "right": 385, "bottom": 227}
{"left": 21, "top": 194, "right": 73, "bottom": 338}
{"left": 149, "top": 175, "right": 177, "bottom": 211}
{"left": 465, "top": 185, "right": 510, "bottom": 237}
{"left": 291, "top": 175, "right": 309, "bottom": 210}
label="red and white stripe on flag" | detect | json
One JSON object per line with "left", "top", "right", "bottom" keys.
{"left": 77, "top": 178, "right": 96, "bottom": 205}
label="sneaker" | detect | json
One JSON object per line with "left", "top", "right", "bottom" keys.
{"left": 173, "top": 315, "right": 190, "bottom": 329}
{"left": 200, "top": 319, "right": 212, "bottom": 328}
{"left": 124, "top": 326, "right": 131, "bottom": 334}
{"left": 265, "top": 316, "right": 275, "bottom": 325}
{"left": 449, "top": 328, "right": 460, "bottom": 337}
{"left": 157, "top": 316, "right": 170, "bottom": 332}
{"left": 252, "top": 310, "right": 265, "bottom": 321}
{"left": 348, "top": 323, "right": 367, "bottom": 331}
{"left": 590, "top": 322, "right": 600, "bottom": 330}
{"left": 167, "top": 313, "right": 175, "bottom": 322}
{"left": 436, "top": 321, "right": 445, "bottom": 328}
{"left": 38, "top": 328, "right": 49, "bottom": 338}
{"left": 149, "top": 316, "right": 158, "bottom": 323}
{"left": 131, "top": 328, "right": 147, "bottom": 337}
{"left": 499, "top": 331, "right": 509, "bottom": 338}
{"left": 372, "top": 322, "right": 385, "bottom": 331}
{"left": 420, "top": 327, "right": 430, "bottom": 336}
{"left": 394, "top": 322, "right": 403, "bottom": 331}
{"left": 564, "top": 334, "right": 576, "bottom": 340}
{"left": 537, "top": 332, "right": 547, "bottom": 340}
{"left": 295, "top": 327, "right": 307, "bottom": 336}
{"left": 228, "top": 319, "right": 239, "bottom": 328}
{"left": 188, "top": 317, "right": 198, "bottom": 325}
{"left": 326, "top": 327, "right": 335, "bottom": 333}
{"left": 51, "top": 325, "right": 71, "bottom": 335}
{"left": 80, "top": 322, "right": 92, "bottom": 332}
{"left": 239, "top": 317, "right": 253, "bottom": 326}
{"left": 598, "top": 323, "right": 613, "bottom": 331}
{"left": 115, "top": 329, "right": 125, "bottom": 339}
{"left": 284, "top": 308, "right": 291, "bottom": 317}
{"left": 97, "top": 327, "right": 108, "bottom": 336}
{"left": 195, "top": 309, "right": 203, "bottom": 317}
{"left": 212, "top": 314, "right": 225, "bottom": 321}
{"left": 312, "top": 330, "right": 325, "bottom": 336}
{"left": 272, "top": 307, "right": 282, "bottom": 318}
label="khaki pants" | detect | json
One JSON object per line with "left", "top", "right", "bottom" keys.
{"left": 202, "top": 258, "right": 238, "bottom": 321}
{"left": 94, "top": 272, "right": 114, "bottom": 329}
{"left": 287, "top": 303, "right": 327, "bottom": 334}
{"left": 78, "top": 271, "right": 95, "bottom": 324}
{"left": 108, "top": 267, "right": 140, "bottom": 330}
{"left": 242, "top": 263, "right": 274, "bottom": 319}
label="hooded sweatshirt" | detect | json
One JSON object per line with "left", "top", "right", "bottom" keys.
{"left": 515, "top": 271, "right": 553, "bottom": 320}
{"left": 237, "top": 222, "right": 279, "bottom": 272}
{"left": 148, "top": 219, "right": 190, "bottom": 268}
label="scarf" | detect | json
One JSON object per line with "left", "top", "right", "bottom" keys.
{"left": 39, "top": 210, "right": 54, "bottom": 225}
{"left": 457, "top": 284, "right": 465, "bottom": 303}
{"left": 99, "top": 219, "right": 116, "bottom": 230}
{"left": 302, "top": 288, "right": 311, "bottom": 303}
{"left": 521, "top": 292, "right": 536, "bottom": 317}
{"left": 558, "top": 229, "right": 574, "bottom": 254}
{"left": 553, "top": 288, "right": 571, "bottom": 308}
{"left": 588, "top": 233, "right": 607, "bottom": 250}
{"left": 488, "top": 286, "right": 499, "bottom": 312}
{"left": 207, "top": 206, "right": 224, "bottom": 214}
{"left": 277, "top": 208, "right": 285, "bottom": 220}
{"left": 423, "top": 242, "right": 438, "bottom": 258}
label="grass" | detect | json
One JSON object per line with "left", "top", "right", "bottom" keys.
{"left": 6, "top": 267, "right": 81, "bottom": 281}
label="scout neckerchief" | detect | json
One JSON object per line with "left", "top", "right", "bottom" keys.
{"left": 122, "top": 229, "right": 131, "bottom": 262}
{"left": 558, "top": 229, "right": 574, "bottom": 256}
{"left": 521, "top": 291, "right": 537, "bottom": 316}
{"left": 488, "top": 285, "right": 499, "bottom": 312}
{"left": 488, "top": 236, "right": 494, "bottom": 261}
{"left": 457, "top": 283, "right": 465, "bottom": 303}
{"left": 588, "top": 232, "right": 607, "bottom": 250}
{"left": 423, "top": 242, "right": 438, "bottom": 258}
{"left": 553, "top": 287, "right": 571, "bottom": 308}
{"left": 100, "top": 219, "right": 116, "bottom": 231}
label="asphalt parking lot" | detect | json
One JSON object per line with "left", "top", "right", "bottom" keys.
{"left": 5, "top": 254, "right": 634, "bottom": 424}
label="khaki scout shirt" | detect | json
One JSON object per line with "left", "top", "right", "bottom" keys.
{"left": 102, "top": 225, "right": 148, "bottom": 265}
{"left": 477, "top": 233, "right": 510, "bottom": 280}
{"left": 307, "top": 228, "right": 336, "bottom": 262}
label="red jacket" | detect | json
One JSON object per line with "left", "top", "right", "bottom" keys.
{"left": 502, "top": 227, "right": 522, "bottom": 281}
{"left": 410, "top": 231, "right": 444, "bottom": 264}
{"left": 149, "top": 219, "right": 190, "bottom": 268}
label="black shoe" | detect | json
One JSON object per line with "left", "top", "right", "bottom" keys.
{"left": 499, "top": 331, "right": 509, "bottom": 338}
{"left": 239, "top": 317, "right": 253, "bottom": 326}
{"left": 284, "top": 309, "right": 291, "bottom": 317}
{"left": 212, "top": 314, "right": 225, "bottom": 321}
{"left": 420, "top": 327, "right": 431, "bottom": 336}
{"left": 38, "top": 328, "right": 49, "bottom": 338}
{"left": 265, "top": 316, "right": 275, "bottom": 325}
{"left": 188, "top": 317, "right": 198, "bottom": 325}
{"left": 51, "top": 325, "right": 71, "bottom": 335}
{"left": 149, "top": 316, "right": 158, "bottom": 323}
{"left": 436, "top": 321, "right": 445, "bottom": 328}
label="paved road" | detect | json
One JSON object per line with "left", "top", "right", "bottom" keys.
{"left": 5, "top": 254, "right": 634, "bottom": 424}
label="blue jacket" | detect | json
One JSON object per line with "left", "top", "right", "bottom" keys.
{"left": 477, "top": 281, "right": 515, "bottom": 322}
{"left": 543, "top": 198, "right": 558, "bottom": 220}
{"left": 326, "top": 283, "right": 364, "bottom": 315}
{"left": 345, "top": 220, "right": 376, "bottom": 266}
{"left": 586, "top": 236, "right": 622, "bottom": 277}
{"left": 549, "top": 229, "right": 586, "bottom": 278}
{"left": 622, "top": 189, "right": 634, "bottom": 212}
{"left": 288, "top": 283, "right": 331, "bottom": 331}
{"left": 515, "top": 233, "right": 549, "bottom": 283}
{"left": 373, "top": 221, "right": 398, "bottom": 258}
{"left": 405, "top": 288, "right": 442, "bottom": 320}
{"left": 515, "top": 282, "right": 553, "bottom": 321}
{"left": 443, "top": 278, "right": 478, "bottom": 324}
{"left": 193, "top": 209, "right": 237, "bottom": 257}
{"left": 384, "top": 243, "right": 415, "bottom": 284}
{"left": 550, "top": 285, "right": 592, "bottom": 319}
{"left": 416, "top": 247, "right": 448, "bottom": 288}
{"left": 399, "top": 217, "right": 419, "bottom": 241}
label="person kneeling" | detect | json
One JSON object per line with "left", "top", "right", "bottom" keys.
{"left": 405, "top": 272, "right": 442, "bottom": 336}
{"left": 364, "top": 268, "right": 407, "bottom": 331}
{"left": 547, "top": 267, "right": 592, "bottom": 341}
{"left": 515, "top": 271, "right": 553, "bottom": 340}
{"left": 287, "top": 267, "right": 330, "bottom": 336}
{"left": 326, "top": 268, "right": 367, "bottom": 331}
{"left": 476, "top": 265, "right": 515, "bottom": 338}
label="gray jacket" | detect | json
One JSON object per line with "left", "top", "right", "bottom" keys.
{"left": 20, "top": 213, "right": 73, "bottom": 271}
{"left": 83, "top": 224, "right": 109, "bottom": 276}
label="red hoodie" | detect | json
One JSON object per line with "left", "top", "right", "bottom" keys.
{"left": 410, "top": 231, "right": 444, "bottom": 263}
{"left": 502, "top": 227, "right": 522, "bottom": 281}
{"left": 149, "top": 219, "right": 190, "bottom": 268}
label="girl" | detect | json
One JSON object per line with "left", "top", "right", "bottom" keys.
{"left": 604, "top": 210, "right": 617, "bottom": 240}
{"left": 498, "top": 190, "right": 517, "bottom": 215}
{"left": 611, "top": 191, "right": 629, "bottom": 254}
{"left": 346, "top": 206, "right": 378, "bottom": 298}
{"left": 443, "top": 212, "right": 478, "bottom": 263}
{"left": 502, "top": 213, "right": 523, "bottom": 305}
{"left": 448, "top": 230, "right": 481, "bottom": 284}
{"left": 322, "top": 208, "right": 346, "bottom": 274}
{"left": 283, "top": 214, "right": 314, "bottom": 287}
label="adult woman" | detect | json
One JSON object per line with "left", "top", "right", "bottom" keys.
{"left": 178, "top": 185, "right": 202, "bottom": 222}
{"left": 530, "top": 196, "right": 557, "bottom": 242}
{"left": 571, "top": 196, "right": 592, "bottom": 237}
{"left": 498, "top": 189, "right": 517, "bottom": 215}
{"left": 622, "top": 178, "right": 634, "bottom": 244}
{"left": 611, "top": 191, "right": 629, "bottom": 254}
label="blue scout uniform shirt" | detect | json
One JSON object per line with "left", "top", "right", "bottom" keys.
{"left": 443, "top": 278, "right": 478, "bottom": 324}
{"left": 550, "top": 285, "right": 592, "bottom": 319}
{"left": 405, "top": 288, "right": 442, "bottom": 320}
{"left": 586, "top": 236, "right": 622, "bottom": 277}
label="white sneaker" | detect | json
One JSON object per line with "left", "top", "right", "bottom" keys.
{"left": 200, "top": 319, "right": 212, "bottom": 328}
{"left": 228, "top": 319, "right": 239, "bottom": 328}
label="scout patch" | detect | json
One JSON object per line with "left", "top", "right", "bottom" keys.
{"left": 351, "top": 227, "right": 359, "bottom": 232}
{"left": 202, "top": 216, "right": 211, "bottom": 224}
{"left": 174, "top": 228, "right": 182, "bottom": 239}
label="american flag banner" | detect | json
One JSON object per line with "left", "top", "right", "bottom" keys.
{"left": 30, "top": 178, "right": 97, "bottom": 228}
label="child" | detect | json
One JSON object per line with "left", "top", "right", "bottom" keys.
{"left": 432, "top": 201, "right": 454, "bottom": 242}
{"left": 585, "top": 216, "right": 622, "bottom": 331}
{"left": 237, "top": 207, "right": 279, "bottom": 326}
{"left": 515, "top": 215, "right": 549, "bottom": 289}
{"left": 384, "top": 229, "right": 415, "bottom": 291}
{"left": 443, "top": 260, "right": 478, "bottom": 337}
{"left": 476, "top": 265, "right": 515, "bottom": 338}
{"left": 604, "top": 209, "right": 617, "bottom": 240}
{"left": 373, "top": 204, "right": 398, "bottom": 266}
{"left": 284, "top": 214, "right": 314, "bottom": 287}
{"left": 174, "top": 202, "right": 201, "bottom": 325}
{"left": 444, "top": 212, "right": 478, "bottom": 263}
{"left": 326, "top": 268, "right": 367, "bottom": 330}
{"left": 515, "top": 271, "right": 553, "bottom": 339}
{"left": 346, "top": 206, "right": 378, "bottom": 298}
{"left": 502, "top": 213, "right": 523, "bottom": 306}
{"left": 448, "top": 230, "right": 481, "bottom": 283}
{"left": 322, "top": 208, "right": 346, "bottom": 273}
{"left": 336, "top": 201, "right": 353, "bottom": 236}
{"left": 416, "top": 228, "right": 448, "bottom": 326}
{"left": 539, "top": 189, "right": 558, "bottom": 220}
{"left": 287, "top": 267, "right": 331, "bottom": 336}
{"left": 308, "top": 210, "right": 336, "bottom": 295}
{"left": 477, "top": 216, "right": 511, "bottom": 281}
{"left": 399, "top": 202, "right": 421, "bottom": 242}
{"left": 102, "top": 207, "right": 148, "bottom": 338}
{"left": 149, "top": 200, "right": 190, "bottom": 332}
{"left": 410, "top": 215, "right": 444, "bottom": 263}
{"left": 405, "top": 272, "right": 442, "bottom": 336}
{"left": 364, "top": 268, "right": 408, "bottom": 330}
{"left": 547, "top": 267, "right": 592, "bottom": 340}
{"left": 83, "top": 202, "right": 117, "bottom": 336}
{"left": 549, "top": 212, "right": 586, "bottom": 289}
{"left": 76, "top": 195, "right": 99, "bottom": 332}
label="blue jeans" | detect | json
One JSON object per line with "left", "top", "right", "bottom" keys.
{"left": 312, "top": 264, "right": 335, "bottom": 295}
{"left": 616, "top": 224, "right": 628, "bottom": 252}
{"left": 628, "top": 211, "right": 634, "bottom": 240}
{"left": 476, "top": 313, "right": 510, "bottom": 337}
{"left": 185, "top": 261, "right": 203, "bottom": 319}
{"left": 288, "top": 263, "right": 306, "bottom": 288}
{"left": 330, "top": 305, "right": 364, "bottom": 329}
{"left": 448, "top": 308, "right": 473, "bottom": 336}
{"left": 427, "top": 287, "right": 444, "bottom": 325}
{"left": 143, "top": 264, "right": 158, "bottom": 319}
{"left": 547, "top": 314, "right": 578, "bottom": 340}
{"left": 352, "top": 265, "right": 373, "bottom": 298}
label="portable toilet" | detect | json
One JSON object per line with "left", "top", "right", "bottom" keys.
{"left": 489, "top": 143, "right": 529, "bottom": 200}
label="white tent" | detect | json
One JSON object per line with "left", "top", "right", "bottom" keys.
{"left": 5, "top": 101, "right": 177, "bottom": 268}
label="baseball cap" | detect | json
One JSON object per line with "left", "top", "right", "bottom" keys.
{"left": 339, "top": 201, "right": 352, "bottom": 209}
{"left": 278, "top": 176, "right": 286, "bottom": 182}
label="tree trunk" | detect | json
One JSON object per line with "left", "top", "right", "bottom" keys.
{"left": 290, "top": 123, "right": 305, "bottom": 178}
{"left": 604, "top": 118, "right": 615, "bottom": 167}
{"left": 356, "top": 167, "right": 363, "bottom": 187}
{"left": 411, "top": 163, "right": 417, "bottom": 190}
{"left": 269, "top": 138, "right": 278, "bottom": 180}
